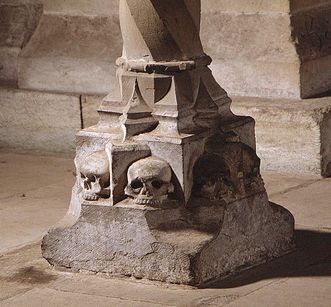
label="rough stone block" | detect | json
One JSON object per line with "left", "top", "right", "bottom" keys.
{"left": 43, "top": 0, "right": 119, "bottom": 15}
{"left": 210, "top": 61, "right": 301, "bottom": 99}
{"left": 202, "top": 0, "right": 290, "bottom": 13}
{"left": 41, "top": 0, "right": 295, "bottom": 287}
{"left": 0, "top": 47, "right": 20, "bottom": 86}
{"left": 0, "top": 87, "right": 81, "bottom": 152}
{"left": 232, "top": 96, "right": 331, "bottom": 177}
{"left": 18, "top": 13, "right": 122, "bottom": 95}
{"left": 0, "top": 0, "right": 43, "bottom": 48}
{"left": 0, "top": 0, "right": 42, "bottom": 85}
{"left": 81, "top": 95, "right": 102, "bottom": 128}
{"left": 300, "top": 55, "right": 331, "bottom": 98}
{"left": 201, "top": 1, "right": 331, "bottom": 99}
{"left": 42, "top": 193, "right": 294, "bottom": 286}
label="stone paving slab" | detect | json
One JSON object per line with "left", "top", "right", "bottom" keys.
{"left": 1, "top": 288, "right": 164, "bottom": 307}
{"left": 0, "top": 151, "right": 74, "bottom": 254}
{"left": 270, "top": 179, "right": 331, "bottom": 229}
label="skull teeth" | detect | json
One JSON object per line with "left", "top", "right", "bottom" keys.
{"left": 134, "top": 198, "right": 161, "bottom": 205}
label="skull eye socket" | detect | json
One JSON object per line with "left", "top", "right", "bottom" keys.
{"left": 151, "top": 180, "right": 163, "bottom": 189}
{"left": 131, "top": 179, "right": 143, "bottom": 189}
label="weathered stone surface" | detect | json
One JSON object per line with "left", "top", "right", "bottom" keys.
{"left": 0, "top": 0, "right": 42, "bottom": 49}
{"left": 14, "top": 0, "right": 330, "bottom": 99}
{"left": 41, "top": 0, "right": 295, "bottom": 286}
{"left": 201, "top": 0, "right": 331, "bottom": 99}
{"left": 210, "top": 61, "right": 301, "bottom": 99}
{"left": 81, "top": 95, "right": 101, "bottom": 128}
{"left": 202, "top": 0, "right": 291, "bottom": 13}
{"left": 18, "top": 13, "right": 122, "bottom": 94}
{"left": 232, "top": 96, "right": 331, "bottom": 177}
{"left": 3, "top": 151, "right": 331, "bottom": 306}
{"left": 42, "top": 193, "right": 294, "bottom": 286}
{"left": 1, "top": 288, "right": 160, "bottom": 307}
{"left": 0, "top": 0, "right": 43, "bottom": 85}
{"left": 43, "top": 0, "right": 119, "bottom": 15}
{"left": 270, "top": 179, "right": 331, "bottom": 229}
{"left": 0, "top": 87, "right": 81, "bottom": 152}
{"left": 0, "top": 47, "right": 20, "bottom": 86}
{"left": 301, "top": 55, "right": 331, "bottom": 98}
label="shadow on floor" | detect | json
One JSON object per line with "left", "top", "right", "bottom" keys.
{"left": 207, "top": 229, "right": 331, "bottom": 289}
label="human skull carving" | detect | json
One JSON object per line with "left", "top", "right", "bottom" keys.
{"left": 125, "top": 157, "right": 174, "bottom": 206}
{"left": 79, "top": 150, "right": 110, "bottom": 201}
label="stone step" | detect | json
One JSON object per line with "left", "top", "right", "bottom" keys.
{"left": 232, "top": 96, "right": 331, "bottom": 177}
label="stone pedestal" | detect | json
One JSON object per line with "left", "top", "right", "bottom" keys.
{"left": 43, "top": 195, "right": 293, "bottom": 286}
{"left": 42, "top": 0, "right": 294, "bottom": 285}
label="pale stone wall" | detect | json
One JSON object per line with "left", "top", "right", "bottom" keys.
{"left": 13, "top": 0, "right": 331, "bottom": 98}
{"left": 201, "top": 0, "right": 301, "bottom": 98}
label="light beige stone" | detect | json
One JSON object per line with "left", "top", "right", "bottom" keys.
{"left": 1, "top": 288, "right": 163, "bottom": 307}
{"left": 210, "top": 61, "right": 301, "bottom": 99}
{"left": 0, "top": 87, "right": 81, "bottom": 152}
{"left": 0, "top": 151, "right": 74, "bottom": 254}
{"left": 43, "top": 0, "right": 119, "bottom": 15}
{"left": 262, "top": 172, "right": 317, "bottom": 197}
{"left": 49, "top": 273, "right": 274, "bottom": 307}
{"left": 1, "top": 152, "right": 331, "bottom": 306}
{"left": 0, "top": 47, "right": 20, "bottom": 85}
{"left": 14, "top": 0, "right": 330, "bottom": 100}
{"left": 41, "top": 0, "right": 294, "bottom": 287}
{"left": 18, "top": 13, "right": 122, "bottom": 95}
{"left": 201, "top": 0, "right": 331, "bottom": 99}
{"left": 81, "top": 95, "right": 101, "bottom": 128}
{"left": 270, "top": 179, "right": 331, "bottom": 229}
{"left": 232, "top": 96, "right": 331, "bottom": 176}
{"left": 0, "top": 0, "right": 42, "bottom": 49}
{"left": 202, "top": 0, "right": 290, "bottom": 13}
{"left": 226, "top": 276, "right": 331, "bottom": 307}
{"left": 0, "top": 0, "right": 42, "bottom": 85}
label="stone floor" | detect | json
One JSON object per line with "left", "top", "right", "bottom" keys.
{"left": 0, "top": 150, "right": 330, "bottom": 307}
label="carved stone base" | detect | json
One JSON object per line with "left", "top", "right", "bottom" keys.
{"left": 42, "top": 192, "right": 294, "bottom": 286}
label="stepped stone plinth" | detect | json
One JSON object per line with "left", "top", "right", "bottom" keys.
{"left": 42, "top": 0, "right": 294, "bottom": 285}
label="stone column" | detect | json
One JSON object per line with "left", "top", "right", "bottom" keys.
{"left": 42, "top": 0, "right": 294, "bottom": 286}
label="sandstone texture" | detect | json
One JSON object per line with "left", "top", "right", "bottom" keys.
{"left": 18, "top": 12, "right": 122, "bottom": 95}
{"left": 232, "top": 96, "right": 331, "bottom": 177}
{"left": 0, "top": 0, "right": 42, "bottom": 85}
{"left": 41, "top": 0, "right": 295, "bottom": 286}
{"left": 14, "top": 0, "right": 331, "bottom": 99}
{"left": 42, "top": 194, "right": 294, "bottom": 286}
{"left": 0, "top": 87, "right": 81, "bottom": 152}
